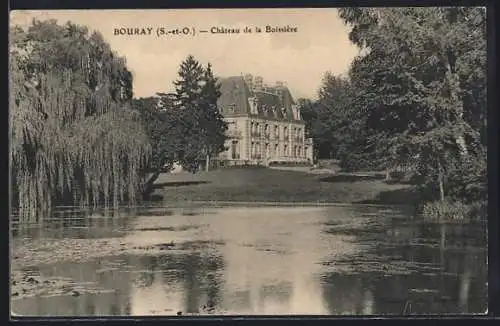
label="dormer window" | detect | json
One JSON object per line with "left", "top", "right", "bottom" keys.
{"left": 229, "top": 103, "right": 236, "bottom": 113}
{"left": 292, "top": 104, "right": 301, "bottom": 120}
{"left": 249, "top": 97, "right": 258, "bottom": 115}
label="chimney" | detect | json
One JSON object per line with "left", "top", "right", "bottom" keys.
{"left": 244, "top": 73, "right": 253, "bottom": 89}
{"left": 254, "top": 76, "right": 263, "bottom": 91}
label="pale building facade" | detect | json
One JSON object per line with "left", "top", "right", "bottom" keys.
{"left": 216, "top": 74, "right": 314, "bottom": 166}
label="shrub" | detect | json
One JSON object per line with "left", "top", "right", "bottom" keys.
{"left": 268, "top": 161, "right": 311, "bottom": 167}
{"left": 422, "top": 199, "right": 486, "bottom": 222}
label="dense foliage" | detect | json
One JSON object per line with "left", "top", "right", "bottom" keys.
{"left": 134, "top": 55, "right": 227, "bottom": 177}
{"left": 300, "top": 7, "right": 487, "bottom": 207}
{"left": 10, "top": 20, "right": 151, "bottom": 222}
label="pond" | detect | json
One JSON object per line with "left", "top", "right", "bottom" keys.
{"left": 10, "top": 204, "right": 487, "bottom": 316}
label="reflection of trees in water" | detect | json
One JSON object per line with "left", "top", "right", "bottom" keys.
{"left": 85, "top": 294, "right": 95, "bottom": 315}
{"left": 457, "top": 244, "right": 486, "bottom": 313}
{"left": 321, "top": 273, "right": 372, "bottom": 315}
{"left": 12, "top": 206, "right": 134, "bottom": 241}
{"left": 382, "top": 222, "right": 485, "bottom": 314}
{"left": 134, "top": 256, "right": 159, "bottom": 288}
{"left": 135, "top": 251, "right": 225, "bottom": 314}
{"left": 110, "top": 290, "right": 121, "bottom": 315}
{"left": 182, "top": 253, "right": 202, "bottom": 313}
{"left": 320, "top": 213, "right": 487, "bottom": 315}
{"left": 205, "top": 267, "right": 222, "bottom": 312}
{"left": 180, "top": 253, "right": 224, "bottom": 313}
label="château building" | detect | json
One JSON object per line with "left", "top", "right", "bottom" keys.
{"left": 216, "top": 74, "right": 314, "bottom": 166}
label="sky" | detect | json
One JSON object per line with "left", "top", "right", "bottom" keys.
{"left": 10, "top": 9, "right": 360, "bottom": 100}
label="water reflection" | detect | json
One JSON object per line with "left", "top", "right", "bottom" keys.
{"left": 11, "top": 205, "right": 487, "bottom": 316}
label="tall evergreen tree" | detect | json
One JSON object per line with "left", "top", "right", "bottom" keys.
{"left": 136, "top": 57, "right": 226, "bottom": 181}
{"left": 199, "top": 63, "right": 227, "bottom": 172}
{"left": 172, "top": 55, "right": 206, "bottom": 172}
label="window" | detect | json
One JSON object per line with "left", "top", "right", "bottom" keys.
{"left": 254, "top": 123, "right": 260, "bottom": 137}
{"left": 284, "top": 144, "right": 288, "bottom": 156}
{"left": 231, "top": 141, "right": 239, "bottom": 159}
{"left": 119, "top": 86, "right": 126, "bottom": 101}
{"left": 249, "top": 97, "right": 258, "bottom": 115}
{"left": 275, "top": 144, "right": 279, "bottom": 156}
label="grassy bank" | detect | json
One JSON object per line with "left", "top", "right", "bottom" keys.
{"left": 149, "top": 167, "right": 416, "bottom": 205}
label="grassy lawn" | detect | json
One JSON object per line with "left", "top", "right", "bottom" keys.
{"left": 149, "top": 167, "right": 418, "bottom": 205}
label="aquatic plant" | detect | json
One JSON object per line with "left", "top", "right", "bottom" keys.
{"left": 421, "top": 199, "right": 485, "bottom": 222}
{"left": 10, "top": 20, "right": 151, "bottom": 222}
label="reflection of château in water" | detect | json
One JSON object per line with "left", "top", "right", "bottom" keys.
{"left": 216, "top": 209, "right": 331, "bottom": 315}
{"left": 216, "top": 74, "right": 314, "bottom": 167}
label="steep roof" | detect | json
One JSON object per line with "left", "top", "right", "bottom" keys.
{"left": 217, "top": 76, "right": 302, "bottom": 123}
{"left": 217, "top": 76, "right": 251, "bottom": 116}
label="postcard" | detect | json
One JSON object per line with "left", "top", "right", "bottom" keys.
{"left": 9, "top": 7, "right": 488, "bottom": 317}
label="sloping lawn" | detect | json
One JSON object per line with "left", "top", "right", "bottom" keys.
{"left": 151, "top": 167, "right": 415, "bottom": 205}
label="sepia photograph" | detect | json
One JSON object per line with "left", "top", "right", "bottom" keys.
{"left": 9, "top": 7, "right": 488, "bottom": 317}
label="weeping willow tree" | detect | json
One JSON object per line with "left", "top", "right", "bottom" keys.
{"left": 10, "top": 19, "right": 151, "bottom": 223}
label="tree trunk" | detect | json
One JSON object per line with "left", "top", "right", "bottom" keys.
{"left": 438, "top": 178, "right": 445, "bottom": 202}
{"left": 141, "top": 171, "right": 161, "bottom": 197}
{"left": 205, "top": 154, "right": 210, "bottom": 172}
{"left": 445, "top": 61, "right": 469, "bottom": 157}
{"left": 385, "top": 161, "right": 393, "bottom": 181}
{"left": 438, "top": 160, "right": 445, "bottom": 201}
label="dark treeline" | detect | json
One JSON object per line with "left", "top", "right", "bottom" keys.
{"left": 10, "top": 19, "right": 227, "bottom": 222}
{"left": 298, "top": 8, "right": 487, "bottom": 219}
